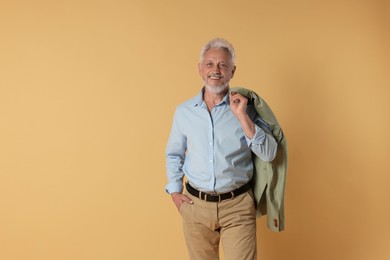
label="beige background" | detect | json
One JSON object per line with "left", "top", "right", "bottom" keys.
{"left": 1, "top": 0, "right": 389, "bottom": 259}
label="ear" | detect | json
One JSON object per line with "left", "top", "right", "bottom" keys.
{"left": 198, "top": 63, "right": 202, "bottom": 76}
{"left": 231, "top": 65, "right": 237, "bottom": 78}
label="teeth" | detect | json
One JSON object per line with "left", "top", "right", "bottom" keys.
{"left": 209, "top": 75, "right": 222, "bottom": 79}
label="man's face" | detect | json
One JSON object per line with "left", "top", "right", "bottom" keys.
{"left": 198, "top": 48, "right": 236, "bottom": 94}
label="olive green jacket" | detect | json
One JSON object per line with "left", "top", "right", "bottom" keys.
{"left": 230, "top": 87, "right": 288, "bottom": 232}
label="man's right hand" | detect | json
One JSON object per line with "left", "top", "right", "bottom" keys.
{"left": 171, "top": 192, "right": 194, "bottom": 211}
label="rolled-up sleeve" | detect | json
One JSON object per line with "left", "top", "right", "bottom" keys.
{"left": 245, "top": 116, "right": 277, "bottom": 162}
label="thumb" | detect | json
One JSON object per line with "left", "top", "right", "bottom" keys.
{"left": 182, "top": 195, "right": 194, "bottom": 204}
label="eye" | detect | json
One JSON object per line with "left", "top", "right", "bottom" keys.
{"left": 206, "top": 63, "right": 213, "bottom": 67}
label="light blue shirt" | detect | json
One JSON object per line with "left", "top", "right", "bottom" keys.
{"left": 165, "top": 88, "right": 277, "bottom": 194}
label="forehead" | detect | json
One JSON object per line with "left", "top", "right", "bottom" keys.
{"left": 203, "top": 48, "right": 231, "bottom": 62}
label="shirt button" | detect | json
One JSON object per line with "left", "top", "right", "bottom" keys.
{"left": 209, "top": 142, "right": 212, "bottom": 145}
{"left": 209, "top": 160, "right": 213, "bottom": 163}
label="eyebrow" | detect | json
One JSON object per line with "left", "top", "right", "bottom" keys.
{"left": 204, "top": 59, "right": 228, "bottom": 63}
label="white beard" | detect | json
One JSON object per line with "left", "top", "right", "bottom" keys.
{"left": 205, "top": 83, "right": 229, "bottom": 94}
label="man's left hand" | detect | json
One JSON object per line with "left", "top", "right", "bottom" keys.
{"left": 229, "top": 91, "right": 248, "bottom": 118}
{"left": 229, "top": 91, "right": 255, "bottom": 139}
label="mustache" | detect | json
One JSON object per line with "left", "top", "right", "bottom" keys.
{"left": 208, "top": 73, "right": 223, "bottom": 78}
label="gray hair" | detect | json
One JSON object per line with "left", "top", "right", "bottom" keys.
{"left": 199, "top": 38, "right": 236, "bottom": 66}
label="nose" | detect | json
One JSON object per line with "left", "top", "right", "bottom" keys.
{"left": 212, "top": 65, "right": 221, "bottom": 73}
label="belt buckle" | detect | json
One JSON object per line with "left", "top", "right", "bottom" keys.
{"left": 208, "top": 193, "right": 221, "bottom": 202}
{"left": 210, "top": 193, "right": 221, "bottom": 202}
{"left": 209, "top": 192, "right": 221, "bottom": 202}
{"left": 202, "top": 192, "right": 224, "bottom": 202}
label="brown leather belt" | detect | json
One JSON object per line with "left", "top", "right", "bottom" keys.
{"left": 185, "top": 182, "right": 251, "bottom": 202}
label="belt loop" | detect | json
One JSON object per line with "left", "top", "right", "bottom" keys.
{"left": 230, "top": 191, "right": 235, "bottom": 200}
{"left": 199, "top": 191, "right": 202, "bottom": 200}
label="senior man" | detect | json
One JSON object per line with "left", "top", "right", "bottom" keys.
{"left": 165, "top": 38, "right": 278, "bottom": 260}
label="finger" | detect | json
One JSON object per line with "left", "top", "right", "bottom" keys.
{"left": 231, "top": 98, "right": 242, "bottom": 104}
{"left": 230, "top": 92, "right": 242, "bottom": 97}
{"left": 235, "top": 96, "right": 248, "bottom": 104}
{"left": 230, "top": 95, "right": 241, "bottom": 104}
{"left": 232, "top": 93, "right": 247, "bottom": 100}
{"left": 182, "top": 194, "right": 194, "bottom": 204}
{"left": 230, "top": 92, "right": 246, "bottom": 104}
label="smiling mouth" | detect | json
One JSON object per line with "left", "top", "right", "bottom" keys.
{"left": 208, "top": 74, "right": 223, "bottom": 80}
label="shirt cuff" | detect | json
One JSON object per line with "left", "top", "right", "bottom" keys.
{"left": 245, "top": 125, "right": 266, "bottom": 147}
{"left": 165, "top": 182, "right": 183, "bottom": 194}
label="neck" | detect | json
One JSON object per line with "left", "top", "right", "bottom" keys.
{"left": 203, "top": 87, "right": 228, "bottom": 110}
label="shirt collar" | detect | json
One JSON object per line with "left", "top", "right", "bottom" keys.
{"left": 193, "top": 87, "right": 230, "bottom": 107}
{"left": 193, "top": 87, "right": 205, "bottom": 107}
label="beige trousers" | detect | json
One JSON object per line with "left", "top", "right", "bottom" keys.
{"left": 180, "top": 190, "right": 257, "bottom": 260}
